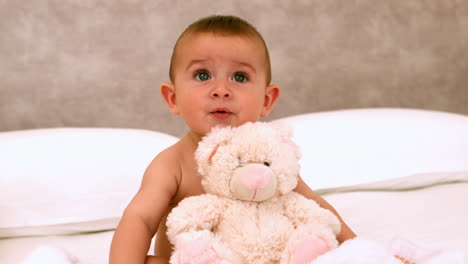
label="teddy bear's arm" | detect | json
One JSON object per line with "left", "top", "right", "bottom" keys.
{"left": 166, "top": 194, "right": 226, "bottom": 241}
{"left": 282, "top": 192, "right": 341, "bottom": 236}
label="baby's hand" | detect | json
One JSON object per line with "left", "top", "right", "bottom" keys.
{"left": 170, "top": 230, "right": 235, "bottom": 264}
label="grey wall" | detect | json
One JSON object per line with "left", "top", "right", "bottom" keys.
{"left": 1, "top": 0, "right": 467, "bottom": 137}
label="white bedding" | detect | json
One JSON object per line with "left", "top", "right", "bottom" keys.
{"left": 1, "top": 171, "right": 467, "bottom": 263}
{"left": 320, "top": 172, "right": 468, "bottom": 255}
{"left": 0, "top": 231, "right": 115, "bottom": 264}
{"left": 1, "top": 108, "right": 467, "bottom": 263}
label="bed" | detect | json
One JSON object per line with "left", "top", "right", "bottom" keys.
{"left": 2, "top": 1, "right": 468, "bottom": 263}
{"left": 1, "top": 108, "right": 467, "bottom": 263}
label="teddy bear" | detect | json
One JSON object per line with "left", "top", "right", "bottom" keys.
{"left": 166, "top": 122, "right": 341, "bottom": 264}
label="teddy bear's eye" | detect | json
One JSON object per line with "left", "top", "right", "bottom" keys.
{"left": 263, "top": 161, "right": 271, "bottom": 167}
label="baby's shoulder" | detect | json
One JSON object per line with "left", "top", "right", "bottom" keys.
{"left": 147, "top": 139, "right": 184, "bottom": 173}
{"left": 145, "top": 135, "right": 204, "bottom": 203}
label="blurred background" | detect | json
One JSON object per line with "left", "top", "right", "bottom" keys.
{"left": 1, "top": 0, "right": 467, "bottom": 137}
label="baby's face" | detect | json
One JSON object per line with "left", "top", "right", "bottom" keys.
{"left": 171, "top": 33, "right": 273, "bottom": 137}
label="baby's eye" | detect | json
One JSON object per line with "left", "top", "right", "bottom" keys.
{"left": 232, "top": 72, "right": 248, "bottom": 83}
{"left": 263, "top": 161, "right": 271, "bottom": 167}
{"left": 195, "top": 71, "right": 211, "bottom": 81}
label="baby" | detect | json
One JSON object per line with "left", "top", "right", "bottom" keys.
{"left": 109, "top": 15, "right": 356, "bottom": 264}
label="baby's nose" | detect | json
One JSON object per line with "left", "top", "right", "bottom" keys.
{"left": 211, "top": 91, "right": 230, "bottom": 98}
{"left": 210, "top": 82, "right": 231, "bottom": 98}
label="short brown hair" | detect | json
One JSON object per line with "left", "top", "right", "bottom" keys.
{"left": 169, "top": 15, "right": 271, "bottom": 84}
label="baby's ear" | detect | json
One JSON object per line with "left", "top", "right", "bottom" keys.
{"left": 195, "top": 126, "right": 234, "bottom": 173}
{"left": 160, "top": 83, "right": 179, "bottom": 115}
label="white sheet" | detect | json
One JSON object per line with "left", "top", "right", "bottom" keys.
{"left": 2, "top": 172, "right": 466, "bottom": 263}
{"left": 323, "top": 175, "right": 468, "bottom": 263}
{"left": 0, "top": 231, "right": 112, "bottom": 264}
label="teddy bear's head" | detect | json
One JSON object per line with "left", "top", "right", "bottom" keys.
{"left": 195, "top": 122, "right": 301, "bottom": 202}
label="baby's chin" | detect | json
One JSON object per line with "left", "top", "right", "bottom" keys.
{"left": 212, "top": 123, "right": 231, "bottom": 129}
{"left": 209, "top": 120, "right": 251, "bottom": 131}
{"left": 200, "top": 123, "right": 231, "bottom": 135}
{"left": 202, "top": 118, "right": 257, "bottom": 134}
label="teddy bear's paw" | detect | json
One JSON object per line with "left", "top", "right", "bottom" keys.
{"left": 170, "top": 231, "right": 237, "bottom": 264}
{"left": 171, "top": 231, "right": 220, "bottom": 264}
{"left": 171, "top": 241, "right": 221, "bottom": 264}
{"left": 289, "top": 235, "right": 330, "bottom": 264}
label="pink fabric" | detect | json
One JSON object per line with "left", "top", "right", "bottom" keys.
{"left": 240, "top": 165, "right": 271, "bottom": 190}
{"left": 178, "top": 238, "right": 221, "bottom": 264}
{"left": 292, "top": 236, "right": 330, "bottom": 264}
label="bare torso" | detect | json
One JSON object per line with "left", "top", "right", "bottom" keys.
{"left": 153, "top": 133, "right": 206, "bottom": 258}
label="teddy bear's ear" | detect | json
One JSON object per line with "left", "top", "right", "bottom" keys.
{"left": 195, "top": 126, "right": 234, "bottom": 170}
{"left": 270, "top": 122, "right": 301, "bottom": 160}
{"left": 273, "top": 122, "right": 293, "bottom": 140}
{"left": 207, "top": 144, "right": 219, "bottom": 164}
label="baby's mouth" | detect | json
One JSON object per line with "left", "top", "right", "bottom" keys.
{"left": 211, "top": 109, "right": 232, "bottom": 120}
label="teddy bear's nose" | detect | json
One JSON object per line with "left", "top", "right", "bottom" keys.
{"left": 230, "top": 163, "right": 277, "bottom": 202}
{"left": 241, "top": 165, "right": 271, "bottom": 190}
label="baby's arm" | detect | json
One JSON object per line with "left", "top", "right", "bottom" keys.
{"left": 294, "top": 176, "right": 357, "bottom": 244}
{"left": 109, "top": 149, "right": 178, "bottom": 264}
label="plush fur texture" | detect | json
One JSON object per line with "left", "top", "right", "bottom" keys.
{"left": 166, "top": 122, "right": 341, "bottom": 264}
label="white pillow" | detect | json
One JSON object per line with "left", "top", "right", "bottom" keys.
{"left": 271, "top": 108, "right": 468, "bottom": 190}
{"left": 0, "top": 128, "right": 178, "bottom": 238}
